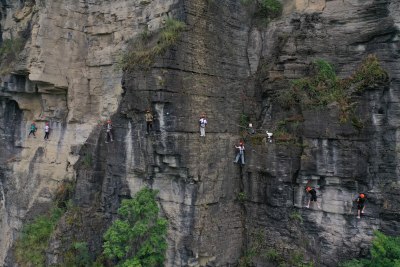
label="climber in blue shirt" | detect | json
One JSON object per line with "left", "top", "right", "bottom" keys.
{"left": 28, "top": 122, "right": 37, "bottom": 137}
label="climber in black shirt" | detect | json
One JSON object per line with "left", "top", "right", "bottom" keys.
{"left": 355, "top": 193, "right": 366, "bottom": 219}
{"left": 305, "top": 186, "right": 320, "bottom": 209}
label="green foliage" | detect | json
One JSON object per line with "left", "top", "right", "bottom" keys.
{"left": 103, "top": 188, "right": 168, "bottom": 267}
{"left": 352, "top": 54, "right": 389, "bottom": 92}
{"left": 239, "top": 249, "right": 256, "bottom": 267}
{"left": 240, "top": 0, "right": 283, "bottom": 24}
{"left": 55, "top": 180, "right": 75, "bottom": 209}
{"left": 64, "top": 242, "right": 93, "bottom": 267}
{"left": 265, "top": 248, "right": 281, "bottom": 262}
{"left": 290, "top": 59, "right": 342, "bottom": 108}
{"left": 273, "top": 128, "right": 296, "bottom": 144}
{"left": 289, "top": 210, "right": 303, "bottom": 223}
{"left": 351, "top": 116, "right": 364, "bottom": 131}
{"left": 119, "top": 18, "right": 185, "bottom": 71}
{"left": 370, "top": 231, "right": 400, "bottom": 265}
{"left": 267, "top": 251, "right": 314, "bottom": 267}
{"left": 239, "top": 229, "right": 314, "bottom": 267}
{"left": 73, "top": 242, "right": 92, "bottom": 266}
{"left": 249, "top": 133, "right": 265, "bottom": 145}
{"left": 15, "top": 207, "right": 65, "bottom": 266}
{"left": 277, "top": 55, "right": 388, "bottom": 127}
{"left": 239, "top": 113, "right": 250, "bottom": 129}
{"left": 258, "top": 0, "right": 283, "bottom": 19}
{"left": 83, "top": 153, "right": 93, "bottom": 168}
{"left": 314, "top": 59, "right": 337, "bottom": 84}
{"left": 286, "top": 251, "right": 314, "bottom": 267}
{"left": 237, "top": 192, "right": 248, "bottom": 202}
{"left": 340, "top": 231, "right": 400, "bottom": 267}
{"left": 277, "top": 89, "right": 298, "bottom": 110}
{"left": 239, "top": 230, "right": 265, "bottom": 266}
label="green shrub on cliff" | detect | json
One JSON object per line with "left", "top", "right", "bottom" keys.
{"left": 351, "top": 54, "right": 389, "bottom": 92}
{"left": 285, "top": 59, "right": 342, "bottom": 108}
{"left": 341, "top": 231, "right": 400, "bottom": 267}
{"left": 258, "top": 0, "right": 283, "bottom": 19}
{"left": 103, "top": 188, "right": 168, "bottom": 267}
{"left": 119, "top": 18, "right": 185, "bottom": 71}
{"left": 14, "top": 207, "right": 64, "bottom": 266}
{"left": 241, "top": 0, "right": 283, "bottom": 24}
{"left": 277, "top": 55, "right": 388, "bottom": 124}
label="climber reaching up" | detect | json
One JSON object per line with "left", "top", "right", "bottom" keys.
{"left": 28, "top": 122, "right": 37, "bottom": 137}
{"left": 305, "top": 186, "right": 321, "bottom": 209}
{"left": 234, "top": 141, "right": 245, "bottom": 165}
{"left": 105, "top": 120, "right": 114, "bottom": 143}
{"left": 199, "top": 113, "right": 207, "bottom": 137}
{"left": 355, "top": 193, "right": 366, "bottom": 219}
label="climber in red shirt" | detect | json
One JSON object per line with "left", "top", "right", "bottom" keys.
{"left": 355, "top": 193, "right": 366, "bottom": 219}
{"left": 305, "top": 186, "right": 321, "bottom": 209}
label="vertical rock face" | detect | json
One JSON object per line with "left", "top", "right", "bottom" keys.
{"left": 244, "top": 0, "right": 400, "bottom": 265}
{"left": 0, "top": 0, "right": 400, "bottom": 266}
{"left": 0, "top": 0, "right": 164, "bottom": 264}
{"left": 0, "top": 99, "right": 23, "bottom": 262}
{"left": 119, "top": 2, "right": 252, "bottom": 265}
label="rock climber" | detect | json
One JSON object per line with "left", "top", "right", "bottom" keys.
{"left": 44, "top": 122, "right": 50, "bottom": 140}
{"left": 28, "top": 121, "right": 37, "bottom": 137}
{"left": 305, "top": 186, "right": 320, "bottom": 209}
{"left": 105, "top": 119, "right": 114, "bottom": 143}
{"left": 145, "top": 110, "right": 154, "bottom": 134}
{"left": 266, "top": 130, "right": 273, "bottom": 143}
{"left": 199, "top": 113, "right": 207, "bottom": 137}
{"left": 248, "top": 123, "right": 255, "bottom": 135}
{"left": 355, "top": 193, "right": 366, "bottom": 219}
{"left": 234, "top": 141, "right": 245, "bottom": 165}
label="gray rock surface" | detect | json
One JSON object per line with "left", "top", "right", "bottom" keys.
{"left": 0, "top": 0, "right": 400, "bottom": 266}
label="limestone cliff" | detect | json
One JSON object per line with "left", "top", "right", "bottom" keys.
{"left": 0, "top": 0, "right": 399, "bottom": 266}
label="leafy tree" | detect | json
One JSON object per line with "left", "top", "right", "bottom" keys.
{"left": 341, "top": 231, "right": 400, "bottom": 267}
{"left": 103, "top": 188, "right": 168, "bottom": 267}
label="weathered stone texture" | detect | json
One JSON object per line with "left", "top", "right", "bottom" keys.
{"left": 243, "top": 0, "right": 400, "bottom": 266}
{"left": 1, "top": 0, "right": 400, "bottom": 266}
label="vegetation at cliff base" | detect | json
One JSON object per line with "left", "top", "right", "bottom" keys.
{"left": 119, "top": 18, "right": 185, "bottom": 71}
{"left": 341, "top": 231, "right": 400, "bottom": 267}
{"left": 103, "top": 187, "right": 168, "bottom": 266}
{"left": 14, "top": 207, "right": 65, "bottom": 266}
{"left": 13, "top": 180, "right": 75, "bottom": 266}
{"left": 64, "top": 241, "right": 92, "bottom": 267}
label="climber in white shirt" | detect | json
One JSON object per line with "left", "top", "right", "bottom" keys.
{"left": 234, "top": 141, "right": 245, "bottom": 165}
{"left": 199, "top": 114, "right": 207, "bottom": 137}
